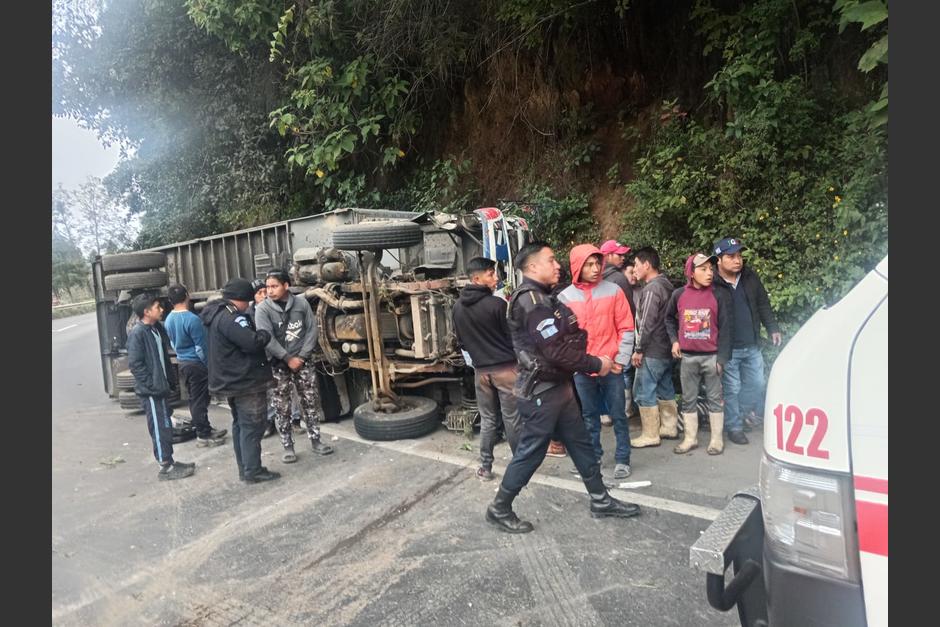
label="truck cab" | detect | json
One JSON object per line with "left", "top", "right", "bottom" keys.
{"left": 690, "top": 255, "right": 888, "bottom": 626}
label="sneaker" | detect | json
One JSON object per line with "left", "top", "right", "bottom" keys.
{"left": 728, "top": 431, "right": 749, "bottom": 445}
{"left": 282, "top": 447, "right": 297, "bottom": 463}
{"left": 310, "top": 439, "right": 334, "bottom": 455}
{"left": 546, "top": 441, "right": 567, "bottom": 458}
{"left": 158, "top": 462, "right": 195, "bottom": 481}
{"left": 196, "top": 436, "right": 226, "bottom": 448}
{"left": 600, "top": 414, "right": 613, "bottom": 427}
{"left": 244, "top": 467, "right": 281, "bottom": 484}
{"left": 207, "top": 427, "right": 228, "bottom": 439}
{"left": 476, "top": 466, "right": 495, "bottom": 481}
{"left": 612, "top": 463, "right": 632, "bottom": 479}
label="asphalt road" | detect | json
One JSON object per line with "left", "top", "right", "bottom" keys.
{"left": 52, "top": 312, "right": 752, "bottom": 626}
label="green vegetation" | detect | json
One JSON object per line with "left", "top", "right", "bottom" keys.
{"left": 53, "top": 0, "right": 888, "bottom": 346}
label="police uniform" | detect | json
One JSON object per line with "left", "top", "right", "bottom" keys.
{"left": 200, "top": 278, "right": 279, "bottom": 483}
{"left": 486, "top": 276, "right": 640, "bottom": 532}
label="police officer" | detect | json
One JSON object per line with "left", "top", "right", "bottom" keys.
{"left": 485, "top": 242, "right": 641, "bottom": 533}
{"left": 200, "top": 278, "right": 281, "bottom": 484}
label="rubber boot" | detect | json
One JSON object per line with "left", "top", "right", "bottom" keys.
{"left": 630, "top": 406, "right": 662, "bottom": 448}
{"left": 674, "top": 412, "right": 699, "bottom": 454}
{"left": 486, "top": 487, "right": 534, "bottom": 534}
{"left": 658, "top": 399, "right": 680, "bottom": 440}
{"left": 707, "top": 412, "right": 725, "bottom": 455}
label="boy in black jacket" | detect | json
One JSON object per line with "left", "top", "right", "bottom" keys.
{"left": 127, "top": 293, "right": 195, "bottom": 481}
{"left": 453, "top": 257, "right": 520, "bottom": 481}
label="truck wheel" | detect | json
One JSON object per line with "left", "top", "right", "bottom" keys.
{"left": 101, "top": 252, "right": 167, "bottom": 273}
{"left": 116, "top": 369, "right": 136, "bottom": 391}
{"left": 119, "top": 391, "right": 142, "bottom": 412}
{"left": 332, "top": 221, "right": 423, "bottom": 251}
{"left": 352, "top": 396, "right": 440, "bottom": 441}
{"left": 103, "top": 270, "right": 169, "bottom": 291}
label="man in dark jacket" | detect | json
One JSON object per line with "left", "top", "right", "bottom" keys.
{"left": 599, "top": 239, "right": 636, "bottom": 315}
{"left": 453, "top": 257, "right": 520, "bottom": 481}
{"left": 127, "top": 293, "right": 195, "bottom": 481}
{"left": 712, "top": 237, "right": 782, "bottom": 444}
{"left": 666, "top": 253, "right": 733, "bottom": 455}
{"left": 630, "top": 246, "right": 681, "bottom": 447}
{"left": 255, "top": 270, "right": 334, "bottom": 463}
{"left": 200, "top": 278, "right": 280, "bottom": 484}
{"left": 485, "top": 242, "right": 640, "bottom": 534}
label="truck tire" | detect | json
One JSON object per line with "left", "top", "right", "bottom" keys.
{"left": 116, "top": 369, "right": 136, "bottom": 391}
{"left": 332, "top": 221, "right": 423, "bottom": 251}
{"left": 119, "top": 391, "right": 142, "bottom": 412}
{"left": 104, "top": 271, "right": 169, "bottom": 291}
{"left": 353, "top": 396, "right": 440, "bottom": 441}
{"left": 101, "top": 252, "right": 166, "bottom": 273}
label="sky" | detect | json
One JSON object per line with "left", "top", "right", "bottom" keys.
{"left": 51, "top": 115, "right": 122, "bottom": 191}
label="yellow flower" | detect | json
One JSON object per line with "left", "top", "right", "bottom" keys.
{"left": 843, "top": 229, "right": 848, "bottom": 236}
{"left": 834, "top": 195, "right": 842, "bottom": 203}
{"left": 777, "top": 273, "right": 783, "bottom": 279}
{"left": 816, "top": 233, "right": 820, "bottom": 239}
{"left": 397, "top": 149, "right": 406, "bottom": 158}
{"left": 828, "top": 186, "right": 834, "bottom": 192}
{"left": 315, "top": 169, "right": 325, "bottom": 178}
{"left": 833, "top": 254, "right": 839, "bottom": 261}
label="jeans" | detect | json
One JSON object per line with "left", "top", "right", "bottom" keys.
{"left": 500, "top": 382, "right": 606, "bottom": 498}
{"left": 573, "top": 372, "right": 630, "bottom": 465}
{"left": 476, "top": 365, "right": 521, "bottom": 470}
{"left": 229, "top": 390, "right": 268, "bottom": 478}
{"left": 633, "top": 356, "right": 676, "bottom": 407}
{"left": 721, "top": 345, "right": 765, "bottom": 433}
{"left": 179, "top": 360, "right": 211, "bottom": 438}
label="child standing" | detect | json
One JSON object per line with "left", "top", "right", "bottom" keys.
{"left": 665, "top": 253, "right": 733, "bottom": 455}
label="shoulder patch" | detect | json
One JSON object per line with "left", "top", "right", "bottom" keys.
{"left": 536, "top": 318, "right": 559, "bottom": 338}
{"left": 234, "top": 315, "right": 250, "bottom": 328}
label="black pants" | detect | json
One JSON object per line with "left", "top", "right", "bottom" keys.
{"left": 229, "top": 391, "right": 268, "bottom": 478}
{"left": 500, "top": 381, "right": 605, "bottom": 498}
{"left": 140, "top": 394, "right": 174, "bottom": 465}
{"left": 179, "top": 360, "right": 211, "bottom": 438}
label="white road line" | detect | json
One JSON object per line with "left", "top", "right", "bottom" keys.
{"left": 318, "top": 423, "right": 722, "bottom": 521}
{"left": 52, "top": 324, "right": 78, "bottom": 333}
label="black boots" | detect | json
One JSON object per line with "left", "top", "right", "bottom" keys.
{"left": 486, "top": 487, "right": 534, "bottom": 534}
{"left": 589, "top": 492, "right": 641, "bottom": 519}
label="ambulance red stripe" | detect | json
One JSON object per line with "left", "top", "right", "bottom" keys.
{"left": 855, "top": 500, "right": 888, "bottom": 557}
{"left": 854, "top": 476, "right": 888, "bottom": 494}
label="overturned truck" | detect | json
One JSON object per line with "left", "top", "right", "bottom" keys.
{"left": 93, "top": 208, "right": 532, "bottom": 441}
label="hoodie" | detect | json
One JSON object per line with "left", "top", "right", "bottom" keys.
{"left": 254, "top": 292, "right": 318, "bottom": 364}
{"left": 452, "top": 284, "right": 516, "bottom": 370}
{"left": 665, "top": 255, "right": 733, "bottom": 364}
{"left": 200, "top": 299, "right": 273, "bottom": 396}
{"left": 557, "top": 244, "right": 635, "bottom": 371}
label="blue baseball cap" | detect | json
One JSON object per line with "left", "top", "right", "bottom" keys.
{"left": 713, "top": 237, "right": 746, "bottom": 256}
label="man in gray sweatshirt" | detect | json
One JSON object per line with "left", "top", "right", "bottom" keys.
{"left": 255, "top": 270, "right": 335, "bottom": 462}
{"left": 629, "top": 246, "right": 681, "bottom": 448}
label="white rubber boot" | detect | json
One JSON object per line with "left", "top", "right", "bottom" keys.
{"left": 674, "top": 413, "right": 699, "bottom": 454}
{"left": 658, "top": 399, "right": 680, "bottom": 439}
{"left": 631, "top": 406, "right": 662, "bottom": 448}
{"left": 707, "top": 412, "right": 725, "bottom": 455}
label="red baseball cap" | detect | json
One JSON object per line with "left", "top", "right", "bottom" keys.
{"left": 599, "top": 240, "right": 631, "bottom": 255}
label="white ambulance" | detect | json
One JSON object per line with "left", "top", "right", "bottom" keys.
{"left": 690, "top": 255, "right": 888, "bottom": 626}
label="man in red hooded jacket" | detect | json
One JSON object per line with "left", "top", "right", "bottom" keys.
{"left": 558, "top": 244, "right": 636, "bottom": 479}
